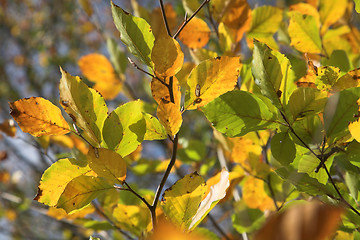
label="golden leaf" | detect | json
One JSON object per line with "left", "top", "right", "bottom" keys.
{"left": 242, "top": 177, "right": 275, "bottom": 211}
{"left": 150, "top": 4, "right": 177, "bottom": 38}
{"left": 9, "top": 97, "right": 70, "bottom": 137}
{"left": 156, "top": 100, "right": 182, "bottom": 136}
{"left": 179, "top": 17, "right": 211, "bottom": 49}
{"left": 289, "top": 3, "right": 320, "bottom": 26}
{"left": 151, "top": 76, "right": 181, "bottom": 108}
{"left": 151, "top": 35, "right": 184, "bottom": 78}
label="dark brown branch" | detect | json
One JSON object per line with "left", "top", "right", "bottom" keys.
{"left": 159, "top": 0, "right": 171, "bottom": 36}
{"left": 208, "top": 214, "right": 232, "bottom": 240}
{"left": 127, "top": 57, "right": 156, "bottom": 79}
{"left": 121, "top": 182, "right": 152, "bottom": 209}
{"left": 151, "top": 134, "right": 179, "bottom": 229}
{"left": 172, "top": 0, "right": 210, "bottom": 39}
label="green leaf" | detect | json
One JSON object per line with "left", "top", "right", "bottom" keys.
{"left": 296, "top": 153, "right": 333, "bottom": 184}
{"left": 202, "top": 90, "right": 279, "bottom": 137}
{"left": 315, "top": 66, "right": 340, "bottom": 91}
{"left": 56, "top": 175, "right": 113, "bottom": 213}
{"left": 355, "top": 0, "right": 360, "bottom": 13}
{"left": 323, "top": 50, "right": 352, "bottom": 72}
{"left": 346, "top": 141, "right": 360, "bottom": 168}
{"left": 324, "top": 87, "right": 360, "bottom": 142}
{"left": 34, "top": 158, "right": 93, "bottom": 206}
{"left": 232, "top": 201, "right": 265, "bottom": 234}
{"left": 345, "top": 171, "right": 359, "bottom": 201}
{"left": 252, "top": 41, "right": 295, "bottom": 110}
{"left": 143, "top": 113, "right": 167, "bottom": 141}
{"left": 111, "top": 2, "right": 155, "bottom": 67}
{"left": 106, "top": 37, "right": 128, "bottom": 74}
{"left": 161, "top": 172, "right": 206, "bottom": 230}
{"left": 59, "top": 68, "right": 108, "bottom": 147}
{"left": 290, "top": 115, "right": 324, "bottom": 146}
{"left": 178, "top": 139, "right": 206, "bottom": 162}
{"left": 87, "top": 148, "right": 127, "bottom": 184}
{"left": 102, "top": 100, "right": 146, "bottom": 157}
{"left": 270, "top": 132, "right": 296, "bottom": 165}
{"left": 288, "top": 87, "right": 327, "bottom": 120}
{"left": 288, "top": 11, "right": 322, "bottom": 53}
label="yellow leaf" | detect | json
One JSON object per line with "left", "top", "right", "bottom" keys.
{"left": 254, "top": 201, "right": 343, "bottom": 240}
{"left": 78, "top": 53, "right": 122, "bottom": 100}
{"left": 69, "top": 134, "right": 89, "bottom": 154}
{"left": 87, "top": 147, "right": 127, "bottom": 184}
{"left": 157, "top": 100, "right": 182, "bottom": 136}
{"left": 319, "top": 0, "right": 347, "bottom": 34}
{"left": 47, "top": 205, "right": 94, "bottom": 220}
{"left": 289, "top": 3, "right": 321, "bottom": 27}
{"left": 50, "top": 135, "right": 74, "bottom": 149}
{"left": 9, "top": 97, "right": 70, "bottom": 137}
{"left": 178, "top": 17, "right": 211, "bottom": 49}
{"left": 113, "top": 204, "right": 151, "bottom": 237}
{"left": 242, "top": 177, "right": 275, "bottom": 211}
{"left": 151, "top": 76, "right": 181, "bottom": 108}
{"left": 185, "top": 56, "right": 241, "bottom": 110}
{"left": 288, "top": 11, "right": 322, "bottom": 53}
{"left": 231, "top": 136, "right": 262, "bottom": 169}
{"left": 151, "top": 35, "right": 184, "bottom": 78}
{"left": 332, "top": 67, "right": 360, "bottom": 92}
{"left": 150, "top": 4, "right": 177, "bottom": 38}
{"left": 349, "top": 119, "right": 360, "bottom": 142}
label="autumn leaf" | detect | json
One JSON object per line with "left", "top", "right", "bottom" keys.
{"left": 151, "top": 76, "right": 181, "bottom": 108}
{"left": 59, "top": 68, "right": 108, "bottom": 147}
{"left": 9, "top": 97, "right": 70, "bottom": 137}
{"left": 178, "top": 17, "right": 211, "bottom": 49}
{"left": 151, "top": 35, "right": 184, "bottom": 78}
{"left": 184, "top": 56, "right": 241, "bottom": 110}
{"left": 156, "top": 100, "right": 182, "bottom": 136}
{"left": 87, "top": 147, "right": 127, "bottom": 184}
{"left": 288, "top": 11, "right": 322, "bottom": 54}
{"left": 34, "top": 158, "right": 95, "bottom": 207}
{"left": 150, "top": 4, "right": 177, "bottom": 38}
{"left": 289, "top": 3, "right": 321, "bottom": 27}
{"left": 57, "top": 175, "right": 113, "bottom": 213}
{"left": 0, "top": 119, "right": 16, "bottom": 137}
{"left": 143, "top": 113, "right": 167, "bottom": 141}
{"left": 78, "top": 53, "right": 122, "bottom": 100}
{"left": 242, "top": 177, "right": 275, "bottom": 211}
{"left": 161, "top": 172, "right": 206, "bottom": 230}
{"left": 319, "top": 0, "right": 347, "bottom": 34}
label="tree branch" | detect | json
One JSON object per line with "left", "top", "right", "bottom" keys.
{"left": 159, "top": 0, "right": 171, "bottom": 37}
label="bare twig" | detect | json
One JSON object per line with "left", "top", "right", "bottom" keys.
{"left": 173, "top": 0, "right": 210, "bottom": 39}
{"left": 208, "top": 213, "right": 231, "bottom": 240}
{"left": 121, "top": 182, "right": 152, "bottom": 209}
{"left": 127, "top": 57, "right": 156, "bottom": 79}
{"left": 159, "top": 0, "right": 171, "bottom": 36}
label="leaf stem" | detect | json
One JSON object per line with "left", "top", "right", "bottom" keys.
{"left": 127, "top": 57, "right": 156, "bottom": 79}
{"left": 150, "top": 134, "right": 179, "bottom": 229}
{"left": 159, "top": 0, "right": 171, "bottom": 37}
{"left": 122, "top": 181, "right": 152, "bottom": 209}
{"left": 172, "top": 0, "right": 210, "bottom": 39}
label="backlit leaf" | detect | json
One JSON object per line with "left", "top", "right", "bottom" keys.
{"left": 185, "top": 56, "right": 241, "bottom": 110}
{"left": 161, "top": 172, "right": 206, "bottom": 230}
{"left": 271, "top": 132, "right": 296, "bottom": 165}
{"left": 150, "top": 4, "right": 177, "bottom": 38}
{"left": 189, "top": 169, "right": 230, "bottom": 230}
{"left": 332, "top": 67, "right": 360, "bottom": 92}
{"left": 242, "top": 176, "right": 275, "bottom": 211}
{"left": 202, "top": 90, "right": 279, "bottom": 137}
{"left": 288, "top": 87, "right": 327, "bottom": 120}
{"left": 9, "top": 97, "right": 70, "bottom": 137}
{"left": 57, "top": 175, "right": 113, "bottom": 213}
{"left": 319, "top": 0, "right": 347, "bottom": 34}
{"left": 349, "top": 119, "right": 360, "bottom": 142}
{"left": 288, "top": 11, "right": 322, "bottom": 54}
{"left": 356, "top": 0, "right": 360, "bottom": 13}
{"left": 252, "top": 41, "right": 295, "bottom": 110}
{"left": 34, "top": 158, "right": 95, "bottom": 206}
{"left": 113, "top": 204, "right": 151, "bottom": 237}
{"left": 87, "top": 148, "right": 126, "bottom": 184}
{"left": 254, "top": 201, "right": 343, "bottom": 240}
{"left": 156, "top": 100, "right": 182, "bottom": 136}
{"left": 106, "top": 37, "right": 128, "bottom": 74}
{"left": 78, "top": 53, "right": 122, "bottom": 100}
{"left": 59, "top": 68, "right": 108, "bottom": 147}
{"left": 151, "top": 76, "right": 181, "bottom": 108}
{"left": 315, "top": 66, "right": 340, "bottom": 91}
{"left": 289, "top": 3, "right": 321, "bottom": 26}
{"left": 143, "top": 113, "right": 167, "bottom": 140}
{"left": 111, "top": 2, "right": 155, "bottom": 67}
{"left": 102, "top": 100, "right": 146, "bottom": 157}
{"left": 151, "top": 35, "right": 184, "bottom": 78}
{"left": 178, "top": 17, "right": 211, "bottom": 49}
{"left": 324, "top": 87, "right": 360, "bottom": 141}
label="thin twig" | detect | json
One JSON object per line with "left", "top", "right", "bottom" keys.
{"left": 151, "top": 134, "right": 179, "bottom": 229}
{"left": 92, "top": 202, "right": 135, "bottom": 240}
{"left": 172, "top": 0, "right": 210, "bottom": 39}
{"left": 122, "top": 182, "right": 152, "bottom": 209}
{"left": 127, "top": 57, "right": 156, "bottom": 79}
{"left": 208, "top": 213, "right": 231, "bottom": 240}
{"left": 159, "top": 0, "right": 171, "bottom": 36}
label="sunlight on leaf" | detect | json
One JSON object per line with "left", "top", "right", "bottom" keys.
{"left": 243, "top": 177, "right": 275, "bottom": 211}
{"left": 59, "top": 68, "right": 108, "bottom": 147}
{"left": 143, "top": 113, "right": 167, "bottom": 140}
{"left": 319, "top": 0, "right": 347, "bottom": 34}
{"left": 185, "top": 56, "right": 241, "bottom": 110}
{"left": 156, "top": 100, "right": 182, "bottom": 136}
{"left": 178, "top": 17, "right": 211, "bottom": 49}
{"left": 87, "top": 147, "right": 126, "bottom": 184}
{"left": 9, "top": 97, "right": 70, "bottom": 137}
{"left": 151, "top": 76, "right": 181, "bottom": 108}
{"left": 161, "top": 172, "right": 206, "bottom": 230}
{"left": 57, "top": 175, "right": 113, "bottom": 213}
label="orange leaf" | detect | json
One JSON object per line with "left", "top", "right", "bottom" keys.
{"left": 9, "top": 97, "right": 70, "bottom": 137}
{"left": 179, "top": 17, "right": 211, "bottom": 49}
{"left": 150, "top": 4, "right": 177, "bottom": 38}
{"left": 156, "top": 100, "right": 182, "bottom": 136}
{"left": 254, "top": 201, "right": 343, "bottom": 240}
{"left": 242, "top": 177, "right": 275, "bottom": 211}
{"left": 151, "top": 76, "right": 181, "bottom": 108}
{"left": 151, "top": 35, "right": 184, "bottom": 77}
